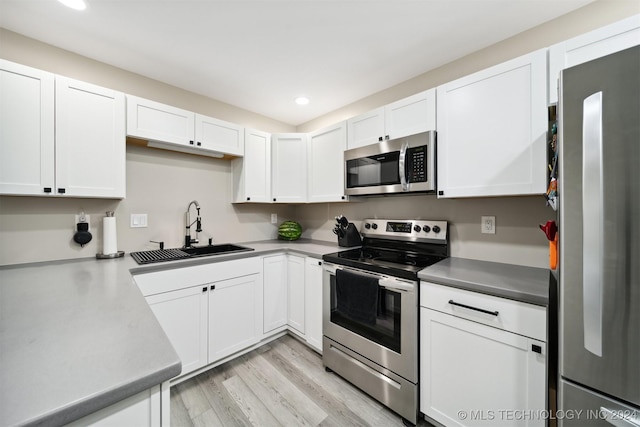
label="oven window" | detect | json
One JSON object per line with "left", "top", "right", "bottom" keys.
{"left": 346, "top": 151, "right": 400, "bottom": 188}
{"left": 329, "top": 272, "right": 401, "bottom": 353}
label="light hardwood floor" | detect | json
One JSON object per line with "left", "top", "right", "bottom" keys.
{"left": 170, "top": 334, "right": 434, "bottom": 426}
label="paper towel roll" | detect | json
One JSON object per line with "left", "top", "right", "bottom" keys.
{"left": 103, "top": 214, "right": 118, "bottom": 255}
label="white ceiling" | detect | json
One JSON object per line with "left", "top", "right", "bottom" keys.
{"left": 0, "top": 0, "right": 594, "bottom": 126}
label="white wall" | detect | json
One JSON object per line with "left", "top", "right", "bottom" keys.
{"left": 0, "top": 146, "right": 295, "bottom": 265}
{"left": 294, "top": 196, "right": 551, "bottom": 268}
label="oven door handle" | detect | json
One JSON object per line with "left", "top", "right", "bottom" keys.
{"left": 379, "top": 278, "right": 414, "bottom": 293}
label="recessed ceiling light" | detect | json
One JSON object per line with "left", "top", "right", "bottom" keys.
{"left": 57, "top": 0, "right": 87, "bottom": 11}
{"left": 295, "top": 96, "right": 310, "bottom": 106}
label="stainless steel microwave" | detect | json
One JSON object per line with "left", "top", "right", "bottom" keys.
{"left": 344, "top": 131, "right": 436, "bottom": 196}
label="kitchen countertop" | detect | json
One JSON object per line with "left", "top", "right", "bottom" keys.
{"left": 418, "top": 257, "right": 550, "bottom": 306}
{"left": 0, "top": 238, "right": 345, "bottom": 427}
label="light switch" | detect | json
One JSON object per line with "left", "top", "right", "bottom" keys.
{"left": 130, "top": 214, "right": 148, "bottom": 228}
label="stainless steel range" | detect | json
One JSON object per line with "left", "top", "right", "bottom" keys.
{"left": 322, "top": 218, "right": 449, "bottom": 426}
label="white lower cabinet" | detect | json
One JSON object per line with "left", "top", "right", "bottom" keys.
{"left": 135, "top": 258, "right": 262, "bottom": 379}
{"left": 66, "top": 383, "right": 167, "bottom": 427}
{"left": 208, "top": 273, "right": 261, "bottom": 362}
{"left": 263, "top": 254, "right": 288, "bottom": 334}
{"left": 287, "top": 254, "right": 306, "bottom": 334}
{"left": 420, "top": 282, "right": 546, "bottom": 427}
{"left": 304, "top": 257, "right": 323, "bottom": 353}
{"left": 145, "top": 286, "right": 208, "bottom": 376}
{"left": 262, "top": 253, "right": 324, "bottom": 353}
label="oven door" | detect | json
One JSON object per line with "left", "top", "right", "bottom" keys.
{"left": 322, "top": 262, "right": 418, "bottom": 382}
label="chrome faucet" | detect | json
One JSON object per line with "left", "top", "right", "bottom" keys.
{"left": 184, "top": 200, "right": 202, "bottom": 248}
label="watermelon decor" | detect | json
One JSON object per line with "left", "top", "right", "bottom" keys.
{"left": 278, "top": 221, "right": 302, "bottom": 240}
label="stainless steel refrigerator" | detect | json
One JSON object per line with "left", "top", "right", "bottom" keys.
{"left": 558, "top": 45, "right": 639, "bottom": 426}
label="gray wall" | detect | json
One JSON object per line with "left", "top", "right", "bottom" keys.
{"left": 1, "top": 0, "right": 638, "bottom": 266}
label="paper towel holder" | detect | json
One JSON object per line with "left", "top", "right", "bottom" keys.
{"left": 96, "top": 211, "right": 125, "bottom": 259}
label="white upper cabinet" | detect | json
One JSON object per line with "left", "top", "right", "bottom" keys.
{"left": 346, "top": 89, "right": 436, "bottom": 149}
{"left": 347, "top": 107, "right": 385, "bottom": 149}
{"left": 232, "top": 128, "right": 271, "bottom": 203}
{"left": 548, "top": 14, "right": 640, "bottom": 104}
{"left": 0, "top": 60, "right": 55, "bottom": 196}
{"left": 271, "top": 133, "right": 308, "bottom": 203}
{"left": 127, "top": 95, "right": 194, "bottom": 145}
{"left": 126, "top": 95, "right": 244, "bottom": 157}
{"left": 308, "top": 121, "right": 348, "bottom": 203}
{"left": 436, "top": 49, "right": 547, "bottom": 198}
{"left": 56, "top": 77, "right": 126, "bottom": 198}
{"left": 0, "top": 60, "right": 125, "bottom": 198}
{"left": 195, "top": 114, "right": 244, "bottom": 156}
{"left": 384, "top": 89, "right": 436, "bottom": 140}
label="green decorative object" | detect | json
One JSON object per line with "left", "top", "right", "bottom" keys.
{"left": 278, "top": 220, "right": 302, "bottom": 240}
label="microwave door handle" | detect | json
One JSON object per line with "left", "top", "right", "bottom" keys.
{"left": 399, "top": 140, "right": 409, "bottom": 191}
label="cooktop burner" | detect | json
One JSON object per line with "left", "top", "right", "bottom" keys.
{"left": 323, "top": 218, "right": 449, "bottom": 281}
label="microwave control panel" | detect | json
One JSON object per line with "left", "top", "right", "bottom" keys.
{"left": 407, "top": 146, "right": 427, "bottom": 182}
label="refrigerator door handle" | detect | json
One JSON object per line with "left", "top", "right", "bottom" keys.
{"left": 600, "top": 407, "right": 640, "bottom": 427}
{"left": 582, "top": 91, "right": 604, "bottom": 357}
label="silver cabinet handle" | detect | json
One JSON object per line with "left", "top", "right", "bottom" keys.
{"left": 399, "top": 139, "right": 409, "bottom": 191}
{"left": 601, "top": 407, "right": 640, "bottom": 427}
{"left": 582, "top": 91, "right": 604, "bottom": 357}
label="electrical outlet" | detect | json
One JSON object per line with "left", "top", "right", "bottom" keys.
{"left": 271, "top": 213, "right": 278, "bottom": 224}
{"left": 75, "top": 214, "right": 90, "bottom": 230}
{"left": 481, "top": 216, "right": 496, "bottom": 234}
{"left": 130, "top": 214, "right": 148, "bottom": 228}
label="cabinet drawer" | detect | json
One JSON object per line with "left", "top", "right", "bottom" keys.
{"left": 420, "top": 282, "right": 546, "bottom": 341}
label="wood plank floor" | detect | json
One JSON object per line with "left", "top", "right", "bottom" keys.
{"left": 170, "top": 335, "right": 435, "bottom": 426}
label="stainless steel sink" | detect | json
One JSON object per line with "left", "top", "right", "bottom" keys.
{"left": 130, "top": 244, "right": 254, "bottom": 265}
{"left": 181, "top": 244, "right": 254, "bottom": 257}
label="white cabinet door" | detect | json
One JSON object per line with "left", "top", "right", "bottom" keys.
{"left": 548, "top": 15, "right": 640, "bottom": 104}
{"left": 287, "top": 254, "right": 305, "bottom": 334}
{"left": 146, "top": 285, "right": 208, "bottom": 376}
{"left": 0, "top": 60, "right": 55, "bottom": 196}
{"left": 66, "top": 385, "right": 162, "bottom": 427}
{"left": 126, "top": 95, "right": 195, "bottom": 146}
{"left": 232, "top": 128, "right": 271, "bottom": 203}
{"left": 195, "top": 114, "right": 244, "bottom": 156}
{"left": 308, "top": 121, "right": 347, "bottom": 203}
{"left": 263, "top": 254, "right": 288, "bottom": 333}
{"left": 208, "top": 273, "right": 261, "bottom": 363}
{"left": 384, "top": 89, "right": 436, "bottom": 140}
{"left": 346, "top": 107, "right": 385, "bottom": 149}
{"left": 436, "top": 49, "right": 547, "bottom": 198}
{"left": 56, "top": 77, "right": 126, "bottom": 198}
{"left": 271, "top": 133, "right": 308, "bottom": 203}
{"left": 420, "top": 308, "right": 546, "bottom": 427}
{"left": 304, "top": 257, "right": 323, "bottom": 353}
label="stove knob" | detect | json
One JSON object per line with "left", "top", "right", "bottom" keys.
{"left": 423, "top": 225, "right": 431, "bottom": 233}
{"left": 364, "top": 223, "right": 371, "bottom": 229}
{"left": 371, "top": 223, "right": 378, "bottom": 230}
{"left": 414, "top": 225, "right": 421, "bottom": 232}
{"left": 432, "top": 225, "right": 441, "bottom": 234}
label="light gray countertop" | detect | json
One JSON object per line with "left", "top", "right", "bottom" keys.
{"left": 418, "top": 257, "right": 550, "bottom": 306}
{"left": 0, "top": 238, "right": 344, "bottom": 427}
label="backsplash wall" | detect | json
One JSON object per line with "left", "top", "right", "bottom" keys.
{"left": 0, "top": 146, "right": 295, "bottom": 266}
{"left": 294, "top": 195, "right": 553, "bottom": 268}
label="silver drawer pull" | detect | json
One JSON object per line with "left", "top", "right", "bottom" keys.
{"left": 448, "top": 300, "right": 499, "bottom": 317}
